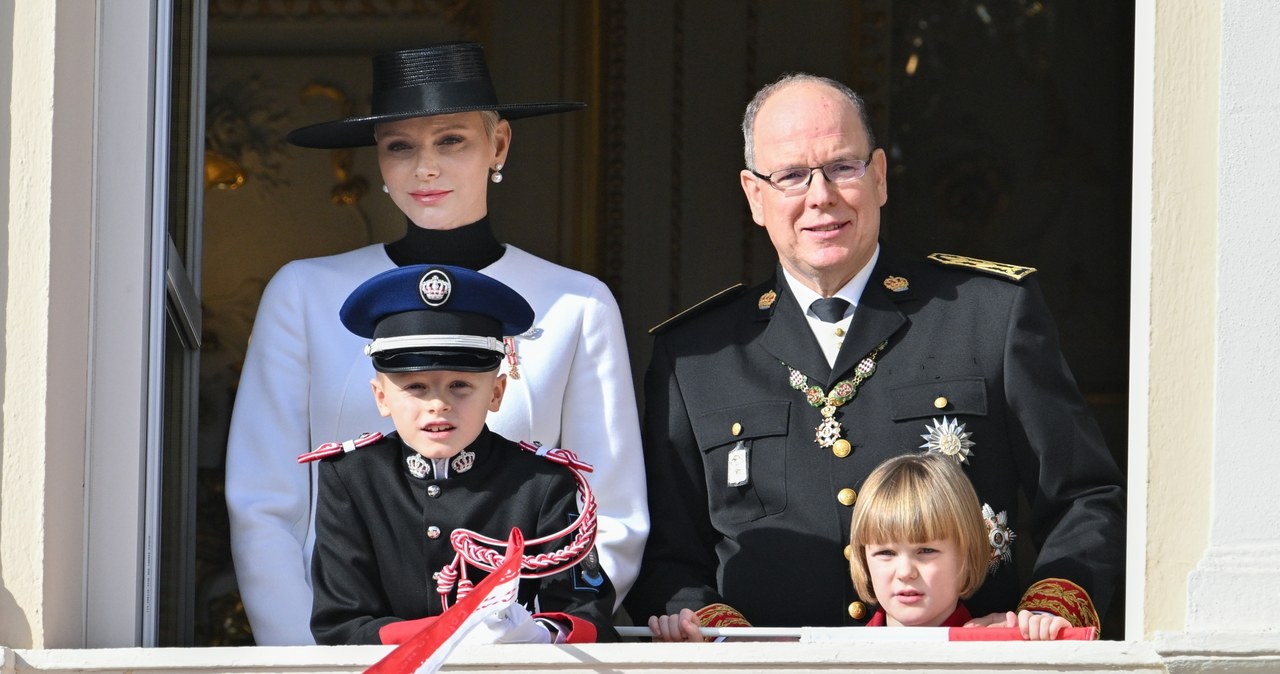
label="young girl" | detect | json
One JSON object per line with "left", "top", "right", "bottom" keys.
{"left": 648, "top": 452, "right": 1071, "bottom": 641}
{"left": 849, "top": 453, "right": 1070, "bottom": 640}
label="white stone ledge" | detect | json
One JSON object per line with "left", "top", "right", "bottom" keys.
{"left": 1, "top": 635, "right": 1276, "bottom": 674}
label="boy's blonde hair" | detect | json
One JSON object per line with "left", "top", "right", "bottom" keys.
{"left": 848, "top": 453, "right": 990, "bottom": 605}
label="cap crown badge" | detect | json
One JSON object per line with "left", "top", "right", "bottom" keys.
{"left": 418, "top": 269, "right": 453, "bottom": 307}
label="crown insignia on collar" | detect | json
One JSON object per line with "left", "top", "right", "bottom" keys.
{"left": 450, "top": 450, "right": 476, "bottom": 474}
{"left": 883, "top": 275, "right": 909, "bottom": 292}
{"left": 406, "top": 453, "right": 431, "bottom": 479}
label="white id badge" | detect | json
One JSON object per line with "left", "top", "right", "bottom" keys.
{"left": 727, "top": 441, "right": 750, "bottom": 487}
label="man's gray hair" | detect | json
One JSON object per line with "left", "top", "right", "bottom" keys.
{"left": 741, "top": 73, "right": 876, "bottom": 171}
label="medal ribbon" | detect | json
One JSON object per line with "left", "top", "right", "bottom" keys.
{"left": 785, "top": 341, "right": 887, "bottom": 448}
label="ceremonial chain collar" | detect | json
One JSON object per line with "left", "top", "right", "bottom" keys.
{"left": 784, "top": 341, "right": 887, "bottom": 449}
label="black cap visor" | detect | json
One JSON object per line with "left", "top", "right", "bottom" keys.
{"left": 373, "top": 347, "right": 502, "bottom": 373}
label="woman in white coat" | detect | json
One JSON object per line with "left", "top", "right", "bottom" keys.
{"left": 224, "top": 42, "right": 648, "bottom": 645}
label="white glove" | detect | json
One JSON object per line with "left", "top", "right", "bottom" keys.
{"left": 460, "top": 601, "right": 552, "bottom": 645}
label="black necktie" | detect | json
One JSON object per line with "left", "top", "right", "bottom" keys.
{"left": 810, "top": 297, "right": 851, "bottom": 323}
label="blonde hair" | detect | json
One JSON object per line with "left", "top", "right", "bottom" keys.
{"left": 848, "top": 453, "right": 990, "bottom": 605}
{"left": 479, "top": 110, "right": 500, "bottom": 139}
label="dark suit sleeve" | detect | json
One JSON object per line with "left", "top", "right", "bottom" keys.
{"left": 526, "top": 466, "right": 618, "bottom": 641}
{"left": 1004, "top": 279, "right": 1126, "bottom": 622}
{"left": 310, "top": 460, "right": 400, "bottom": 645}
{"left": 625, "top": 334, "right": 730, "bottom": 620}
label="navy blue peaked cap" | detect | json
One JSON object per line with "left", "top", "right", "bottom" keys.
{"left": 340, "top": 265, "right": 534, "bottom": 373}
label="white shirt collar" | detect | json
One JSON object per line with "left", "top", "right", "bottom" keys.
{"left": 780, "top": 244, "right": 881, "bottom": 318}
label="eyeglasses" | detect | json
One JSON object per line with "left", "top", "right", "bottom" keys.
{"left": 749, "top": 156, "right": 873, "bottom": 194}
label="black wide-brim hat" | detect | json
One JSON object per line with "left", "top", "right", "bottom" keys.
{"left": 287, "top": 41, "right": 585, "bottom": 149}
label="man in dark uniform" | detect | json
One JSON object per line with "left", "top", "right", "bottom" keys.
{"left": 306, "top": 264, "right": 617, "bottom": 645}
{"left": 627, "top": 74, "right": 1125, "bottom": 639}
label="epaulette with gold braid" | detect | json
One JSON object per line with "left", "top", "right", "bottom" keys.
{"left": 1017, "top": 578, "right": 1100, "bottom": 633}
{"left": 649, "top": 283, "right": 746, "bottom": 335}
{"left": 927, "top": 252, "right": 1037, "bottom": 281}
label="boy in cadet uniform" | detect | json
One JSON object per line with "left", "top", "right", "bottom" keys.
{"left": 307, "top": 264, "right": 617, "bottom": 646}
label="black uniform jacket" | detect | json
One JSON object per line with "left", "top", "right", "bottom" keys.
{"left": 626, "top": 246, "right": 1125, "bottom": 627}
{"left": 311, "top": 427, "right": 617, "bottom": 644}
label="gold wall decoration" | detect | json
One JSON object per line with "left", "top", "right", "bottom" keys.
{"left": 205, "top": 74, "right": 291, "bottom": 191}
{"left": 298, "top": 83, "right": 370, "bottom": 207}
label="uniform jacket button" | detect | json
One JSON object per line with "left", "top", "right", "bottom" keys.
{"left": 426, "top": 526, "right": 441, "bottom": 539}
{"left": 837, "top": 488, "right": 857, "bottom": 506}
{"left": 427, "top": 484, "right": 441, "bottom": 498}
{"left": 848, "top": 601, "right": 866, "bottom": 620}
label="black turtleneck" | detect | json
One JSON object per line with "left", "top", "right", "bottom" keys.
{"left": 384, "top": 216, "right": 505, "bottom": 270}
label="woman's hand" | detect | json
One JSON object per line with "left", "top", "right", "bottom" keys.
{"left": 647, "top": 608, "right": 704, "bottom": 642}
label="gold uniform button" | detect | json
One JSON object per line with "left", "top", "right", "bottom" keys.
{"left": 848, "top": 601, "right": 867, "bottom": 620}
{"left": 832, "top": 438, "right": 852, "bottom": 458}
{"left": 731, "top": 422, "right": 743, "bottom": 436}
{"left": 934, "top": 396, "right": 949, "bottom": 409}
{"left": 837, "top": 488, "right": 857, "bottom": 506}
{"left": 843, "top": 544, "right": 853, "bottom": 560}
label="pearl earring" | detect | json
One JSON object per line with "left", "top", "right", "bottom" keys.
{"left": 382, "top": 184, "right": 389, "bottom": 194}
{"left": 490, "top": 163, "right": 504, "bottom": 184}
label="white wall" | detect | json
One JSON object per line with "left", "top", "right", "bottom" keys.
{"left": 1184, "top": 0, "right": 1280, "bottom": 630}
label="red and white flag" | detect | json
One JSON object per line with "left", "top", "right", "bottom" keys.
{"left": 364, "top": 528, "right": 526, "bottom": 674}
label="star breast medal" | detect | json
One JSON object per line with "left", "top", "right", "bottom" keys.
{"left": 982, "top": 503, "right": 1015, "bottom": 574}
{"left": 919, "top": 416, "right": 975, "bottom": 463}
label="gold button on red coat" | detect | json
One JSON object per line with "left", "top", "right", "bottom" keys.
{"left": 848, "top": 601, "right": 866, "bottom": 619}
{"left": 837, "top": 488, "right": 857, "bottom": 506}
